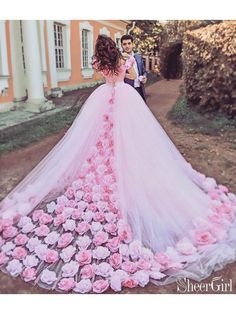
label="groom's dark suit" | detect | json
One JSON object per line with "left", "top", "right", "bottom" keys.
{"left": 124, "top": 53, "right": 147, "bottom": 103}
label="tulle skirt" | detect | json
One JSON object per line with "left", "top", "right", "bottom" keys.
{"left": 0, "top": 81, "right": 236, "bottom": 293}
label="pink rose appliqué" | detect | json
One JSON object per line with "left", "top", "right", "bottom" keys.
{"left": 57, "top": 232, "right": 73, "bottom": 248}
{"left": 44, "top": 249, "right": 59, "bottom": 263}
{"left": 73, "top": 279, "right": 92, "bottom": 293}
{"left": 58, "top": 278, "right": 76, "bottom": 291}
{"left": 22, "top": 267, "right": 37, "bottom": 282}
{"left": 92, "top": 279, "right": 109, "bottom": 293}
{"left": 12, "top": 247, "right": 27, "bottom": 260}
{"left": 80, "top": 264, "right": 95, "bottom": 279}
{"left": 75, "top": 250, "right": 92, "bottom": 266}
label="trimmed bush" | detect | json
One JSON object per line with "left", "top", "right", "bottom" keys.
{"left": 182, "top": 21, "right": 236, "bottom": 118}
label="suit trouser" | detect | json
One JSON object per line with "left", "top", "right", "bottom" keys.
{"left": 135, "top": 87, "right": 146, "bottom": 103}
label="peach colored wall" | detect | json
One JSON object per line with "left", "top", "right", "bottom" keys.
{"left": 57, "top": 20, "right": 127, "bottom": 89}
{"left": 1, "top": 20, "right": 127, "bottom": 104}
{"left": 0, "top": 21, "right": 14, "bottom": 103}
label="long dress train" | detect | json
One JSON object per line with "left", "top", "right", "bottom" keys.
{"left": 0, "top": 57, "right": 236, "bottom": 293}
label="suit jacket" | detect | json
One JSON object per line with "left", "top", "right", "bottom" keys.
{"left": 124, "top": 53, "right": 147, "bottom": 102}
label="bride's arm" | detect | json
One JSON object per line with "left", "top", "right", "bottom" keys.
{"left": 120, "top": 58, "right": 137, "bottom": 80}
{"left": 125, "top": 65, "right": 137, "bottom": 80}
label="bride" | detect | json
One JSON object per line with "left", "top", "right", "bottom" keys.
{"left": 0, "top": 34, "right": 235, "bottom": 294}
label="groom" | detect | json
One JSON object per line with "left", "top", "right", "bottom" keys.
{"left": 121, "top": 34, "right": 147, "bottom": 103}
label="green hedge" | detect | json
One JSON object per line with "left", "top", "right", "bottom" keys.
{"left": 182, "top": 21, "right": 236, "bottom": 118}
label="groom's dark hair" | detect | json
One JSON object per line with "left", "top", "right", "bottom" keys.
{"left": 121, "top": 34, "right": 134, "bottom": 43}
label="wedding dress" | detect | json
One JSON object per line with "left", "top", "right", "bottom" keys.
{"left": 0, "top": 56, "right": 236, "bottom": 293}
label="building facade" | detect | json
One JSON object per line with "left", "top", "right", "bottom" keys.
{"left": 0, "top": 20, "right": 128, "bottom": 112}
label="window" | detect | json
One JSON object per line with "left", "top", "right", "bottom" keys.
{"left": 19, "top": 20, "right": 25, "bottom": 70}
{"left": 82, "top": 29, "right": 89, "bottom": 68}
{"left": 54, "top": 22, "right": 65, "bottom": 69}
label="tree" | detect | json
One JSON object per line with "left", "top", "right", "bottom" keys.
{"left": 126, "top": 20, "right": 163, "bottom": 55}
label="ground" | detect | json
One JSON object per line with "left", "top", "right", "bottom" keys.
{"left": 0, "top": 79, "right": 235, "bottom": 294}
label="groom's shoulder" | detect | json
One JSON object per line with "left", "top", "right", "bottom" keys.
{"left": 134, "top": 52, "right": 142, "bottom": 58}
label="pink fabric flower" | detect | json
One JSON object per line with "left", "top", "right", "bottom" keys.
{"left": 0, "top": 252, "right": 9, "bottom": 265}
{"left": 110, "top": 274, "right": 122, "bottom": 292}
{"left": 93, "top": 231, "right": 109, "bottom": 247}
{"left": 22, "top": 222, "right": 35, "bottom": 234}
{"left": 14, "top": 234, "right": 29, "bottom": 246}
{"left": 106, "top": 236, "right": 120, "bottom": 252}
{"left": 129, "top": 240, "right": 142, "bottom": 260}
{"left": 83, "top": 193, "right": 92, "bottom": 203}
{"left": 118, "top": 223, "right": 132, "bottom": 243}
{"left": 34, "top": 225, "right": 50, "bottom": 237}
{"left": 3, "top": 226, "right": 18, "bottom": 239}
{"left": 23, "top": 255, "right": 39, "bottom": 268}
{"left": 77, "top": 200, "right": 88, "bottom": 211}
{"left": 44, "top": 231, "right": 60, "bottom": 245}
{"left": 76, "top": 235, "right": 92, "bottom": 250}
{"left": 76, "top": 222, "right": 90, "bottom": 235}
{"left": 119, "top": 244, "right": 130, "bottom": 257}
{"left": 58, "top": 278, "right": 76, "bottom": 291}
{"left": 63, "top": 219, "right": 76, "bottom": 232}
{"left": 93, "top": 246, "right": 110, "bottom": 260}
{"left": 88, "top": 204, "right": 98, "bottom": 213}
{"left": 104, "top": 223, "right": 117, "bottom": 235}
{"left": 40, "top": 269, "right": 57, "bottom": 285}
{"left": 75, "top": 250, "right": 92, "bottom": 266}
{"left": 62, "top": 261, "right": 79, "bottom": 277}
{"left": 105, "top": 212, "right": 117, "bottom": 223}
{"left": 71, "top": 209, "right": 82, "bottom": 220}
{"left": 35, "top": 244, "right": 48, "bottom": 260}
{"left": 60, "top": 245, "right": 76, "bottom": 263}
{"left": 137, "top": 259, "right": 152, "bottom": 270}
{"left": 72, "top": 179, "right": 83, "bottom": 190}
{"left": 90, "top": 222, "right": 103, "bottom": 234}
{"left": 17, "top": 216, "right": 32, "bottom": 228}
{"left": 82, "top": 211, "right": 94, "bottom": 223}
{"left": 57, "top": 232, "right": 73, "bottom": 248}
{"left": 1, "top": 218, "right": 13, "bottom": 229}
{"left": 54, "top": 214, "right": 67, "bottom": 226}
{"left": 95, "top": 262, "right": 113, "bottom": 277}
{"left": 109, "top": 253, "right": 122, "bottom": 269}
{"left": 80, "top": 264, "right": 95, "bottom": 279}
{"left": 39, "top": 213, "right": 53, "bottom": 225}
{"left": 93, "top": 279, "right": 109, "bottom": 293}
{"left": 57, "top": 195, "right": 69, "bottom": 206}
{"left": 32, "top": 210, "right": 44, "bottom": 222}
{"left": 133, "top": 270, "right": 149, "bottom": 287}
{"left": 121, "top": 261, "right": 137, "bottom": 274}
{"left": 22, "top": 267, "right": 37, "bottom": 282}
{"left": 93, "top": 211, "right": 105, "bottom": 223}
{"left": 65, "top": 187, "right": 75, "bottom": 199}
{"left": 122, "top": 277, "right": 138, "bottom": 288}
{"left": 73, "top": 279, "right": 92, "bottom": 293}
{"left": 26, "top": 237, "right": 41, "bottom": 252}
{"left": 12, "top": 247, "right": 27, "bottom": 260}
{"left": 176, "top": 237, "right": 197, "bottom": 255}
{"left": 75, "top": 190, "right": 84, "bottom": 201}
{"left": 44, "top": 249, "right": 59, "bottom": 263}
{"left": 55, "top": 205, "right": 64, "bottom": 215}
{"left": 6, "top": 259, "right": 23, "bottom": 276}
{"left": 154, "top": 252, "right": 172, "bottom": 270}
{"left": 194, "top": 230, "right": 217, "bottom": 246}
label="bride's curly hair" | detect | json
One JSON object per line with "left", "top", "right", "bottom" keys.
{"left": 92, "top": 35, "right": 124, "bottom": 75}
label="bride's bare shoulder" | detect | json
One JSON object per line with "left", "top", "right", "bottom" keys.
{"left": 119, "top": 58, "right": 125, "bottom": 66}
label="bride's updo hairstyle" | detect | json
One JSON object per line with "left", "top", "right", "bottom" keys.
{"left": 92, "top": 34, "right": 124, "bottom": 75}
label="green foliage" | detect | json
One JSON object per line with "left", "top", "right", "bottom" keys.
{"left": 0, "top": 107, "right": 80, "bottom": 154}
{"left": 127, "top": 20, "right": 163, "bottom": 55}
{"left": 183, "top": 21, "right": 236, "bottom": 118}
{"left": 167, "top": 93, "right": 236, "bottom": 136}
